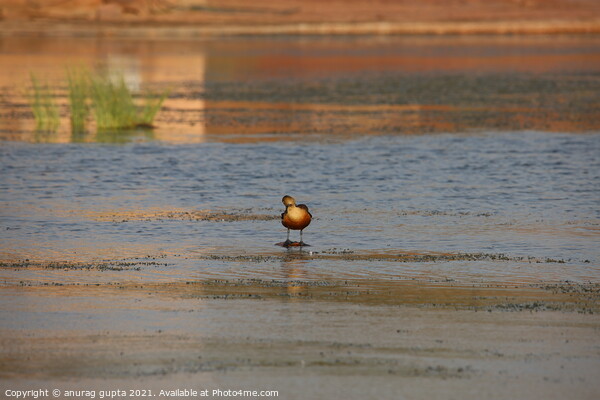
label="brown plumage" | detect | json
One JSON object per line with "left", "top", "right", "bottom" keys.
{"left": 281, "top": 195, "right": 312, "bottom": 244}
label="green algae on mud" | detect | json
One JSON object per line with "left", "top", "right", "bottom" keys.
{"left": 2, "top": 275, "right": 598, "bottom": 313}
{"left": 0, "top": 332, "right": 479, "bottom": 379}
{"left": 191, "top": 250, "right": 570, "bottom": 264}
{"left": 90, "top": 209, "right": 278, "bottom": 223}
{"left": 0, "top": 260, "right": 169, "bottom": 271}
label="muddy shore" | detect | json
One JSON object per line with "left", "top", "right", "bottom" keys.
{"left": 1, "top": 275, "right": 599, "bottom": 399}
{"left": 1, "top": 248, "right": 599, "bottom": 399}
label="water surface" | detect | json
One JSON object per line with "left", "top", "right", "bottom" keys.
{"left": 1, "top": 35, "right": 599, "bottom": 284}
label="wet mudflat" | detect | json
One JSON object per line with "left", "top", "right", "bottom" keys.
{"left": 1, "top": 35, "right": 599, "bottom": 399}
{"left": 1, "top": 280, "right": 599, "bottom": 399}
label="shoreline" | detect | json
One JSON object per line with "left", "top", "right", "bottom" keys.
{"left": 1, "top": 19, "right": 600, "bottom": 38}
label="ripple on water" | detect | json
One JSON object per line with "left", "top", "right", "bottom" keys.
{"left": 1, "top": 131, "right": 599, "bottom": 283}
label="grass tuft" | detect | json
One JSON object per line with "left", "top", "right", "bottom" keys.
{"left": 89, "top": 73, "right": 138, "bottom": 130}
{"left": 29, "top": 68, "right": 169, "bottom": 134}
{"left": 66, "top": 67, "right": 90, "bottom": 133}
{"left": 139, "top": 89, "right": 170, "bottom": 127}
{"left": 29, "top": 73, "right": 60, "bottom": 132}
{"left": 88, "top": 72, "right": 169, "bottom": 131}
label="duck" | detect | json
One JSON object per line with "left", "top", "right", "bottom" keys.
{"left": 281, "top": 195, "right": 312, "bottom": 246}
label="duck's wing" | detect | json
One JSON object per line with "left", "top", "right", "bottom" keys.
{"left": 297, "top": 204, "right": 312, "bottom": 218}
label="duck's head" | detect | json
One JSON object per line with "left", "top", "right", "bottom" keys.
{"left": 282, "top": 195, "right": 296, "bottom": 207}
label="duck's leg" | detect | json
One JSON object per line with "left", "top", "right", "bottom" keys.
{"left": 283, "top": 229, "right": 291, "bottom": 246}
{"left": 299, "top": 230, "right": 310, "bottom": 247}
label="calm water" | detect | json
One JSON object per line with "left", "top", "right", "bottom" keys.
{"left": 0, "top": 36, "right": 599, "bottom": 284}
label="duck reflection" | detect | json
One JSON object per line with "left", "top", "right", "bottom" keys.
{"left": 280, "top": 251, "right": 311, "bottom": 299}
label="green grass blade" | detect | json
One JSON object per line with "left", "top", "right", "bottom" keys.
{"left": 66, "top": 67, "right": 90, "bottom": 133}
{"left": 29, "top": 73, "right": 60, "bottom": 132}
{"left": 140, "top": 88, "right": 170, "bottom": 126}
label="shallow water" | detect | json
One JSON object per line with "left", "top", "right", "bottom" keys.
{"left": 0, "top": 35, "right": 599, "bottom": 284}
{"left": 1, "top": 130, "right": 598, "bottom": 283}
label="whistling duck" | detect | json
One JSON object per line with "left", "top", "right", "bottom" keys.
{"left": 281, "top": 195, "right": 312, "bottom": 245}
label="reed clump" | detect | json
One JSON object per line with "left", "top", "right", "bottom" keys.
{"left": 88, "top": 71, "right": 169, "bottom": 131}
{"left": 29, "top": 68, "right": 169, "bottom": 133}
{"left": 89, "top": 74, "right": 138, "bottom": 130}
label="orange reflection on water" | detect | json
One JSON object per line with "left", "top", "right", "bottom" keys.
{"left": 1, "top": 35, "right": 599, "bottom": 144}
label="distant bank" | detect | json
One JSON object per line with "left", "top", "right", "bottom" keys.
{"left": 1, "top": 0, "right": 599, "bottom": 37}
{"left": 1, "top": 19, "right": 600, "bottom": 38}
